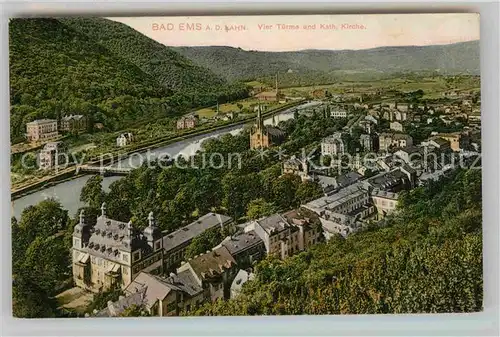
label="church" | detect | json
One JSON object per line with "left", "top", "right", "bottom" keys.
{"left": 249, "top": 105, "right": 286, "bottom": 149}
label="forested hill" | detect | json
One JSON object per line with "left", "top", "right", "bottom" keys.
{"left": 190, "top": 169, "right": 483, "bottom": 315}
{"left": 9, "top": 18, "right": 171, "bottom": 141}
{"left": 60, "top": 18, "right": 249, "bottom": 102}
{"left": 9, "top": 18, "right": 248, "bottom": 142}
{"left": 173, "top": 40, "right": 480, "bottom": 83}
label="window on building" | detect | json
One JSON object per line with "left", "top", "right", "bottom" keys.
{"left": 123, "top": 254, "right": 129, "bottom": 263}
{"left": 133, "top": 251, "right": 140, "bottom": 262}
{"left": 155, "top": 241, "right": 161, "bottom": 251}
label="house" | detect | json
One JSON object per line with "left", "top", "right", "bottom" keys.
{"left": 390, "top": 121, "right": 404, "bottom": 132}
{"left": 364, "top": 115, "right": 378, "bottom": 125}
{"left": 393, "top": 146, "right": 427, "bottom": 165}
{"left": 162, "top": 213, "right": 233, "bottom": 271}
{"left": 330, "top": 108, "right": 348, "bottom": 118}
{"left": 359, "top": 134, "right": 373, "bottom": 151}
{"left": 116, "top": 133, "right": 134, "bottom": 147}
{"left": 177, "top": 246, "right": 238, "bottom": 302}
{"left": 282, "top": 208, "right": 324, "bottom": 250}
{"left": 230, "top": 269, "right": 255, "bottom": 299}
{"left": 424, "top": 137, "right": 451, "bottom": 151}
{"left": 95, "top": 287, "right": 148, "bottom": 317}
{"left": 249, "top": 105, "right": 285, "bottom": 149}
{"left": 358, "top": 120, "right": 375, "bottom": 134}
{"left": 60, "top": 114, "right": 86, "bottom": 132}
{"left": 245, "top": 212, "right": 322, "bottom": 259}
{"left": 435, "top": 132, "right": 463, "bottom": 152}
{"left": 38, "top": 141, "right": 67, "bottom": 170}
{"left": 315, "top": 171, "right": 363, "bottom": 196}
{"left": 371, "top": 189, "right": 399, "bottom": 218}
{"left": 282, "top": 156, "right": 312, "bottom": 181}
{"left": 26, "top": 119, "right": 59, "bottom": 142}
{"left": 217, "top": 230, "right": 265, "bottom": 269}
{"left": 94, "top": 123, "right": 104, "bottom": 130}
{"left": 123, "top": 270, "right": 204, "bottom": 316}
{"left": 303, "top": 183, "right": 374, "bottom": 238}
{"left": 72, "top": 207, "right": 164, "bottom": 293}
{"left": 321, "top": 132, "right": 345, "bottom": 156}
{"left": 255, "top": 91, "right": 278, "bottom": 101}
{"left": 365, "top": 168, "right": 413, "bottom": 193}
{"left": 378, "top": 133, "right": 413, "bottom": 152}
{"left": 177, "top": 115, "right": 198, "bottom": 130}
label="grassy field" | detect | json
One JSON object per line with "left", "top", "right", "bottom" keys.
{"left": 196, "top": 97, "right": 280, "bottom": 118}
{"left": 245, "top": 80, "right": 267, "bottom": 88}
{"left": 281, "top": 76, "right": 480, "bottom": 98}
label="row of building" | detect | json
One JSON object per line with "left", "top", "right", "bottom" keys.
{"left": 77, "top": 144, "right": 426, "bottom": 317}
{"left": 26, "top": 115, "right": 87, "bottom": 142}
{"left": 73, "top": 204, "right": 324, "bottom": 316}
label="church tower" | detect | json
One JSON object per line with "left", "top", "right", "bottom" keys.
{"left": 256, "top": 104, "right": 264, "bottom": 130}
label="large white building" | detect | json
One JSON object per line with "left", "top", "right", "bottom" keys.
{"left": 26, "top": 119, "right": 59, "bottom": 142}
{"left": 321, "top": 132, "right": 345, "bottom": 156}
{"left": 330, "top": 109, "right": 348, "bottom": 118}
{"left": 303, "top": 182, "right": 374, "bottom": 238}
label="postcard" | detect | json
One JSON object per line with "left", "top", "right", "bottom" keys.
{"left": 10, "top": 14, "right": 481, "bottom": 318}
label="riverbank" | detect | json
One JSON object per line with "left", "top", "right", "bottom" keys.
{"left": 11, "top": 100, "right": 306, "bottom": 200}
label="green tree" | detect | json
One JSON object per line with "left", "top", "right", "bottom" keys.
{"left": 294, "top": 181, "right": 323, "bottom": 205}
{"left": 120, "top": 304, "right": 150, "bottom": 317}
{"left": 80, "top": 175, "right": 105, "bottom": 209}
{"left": 184, "top": 229, "right": 225, "bottom": 259}
{"left": 246, "top": 198, "right": 278, "bottom": 220}
{"left": 86, "top": 287, "right": 123, "bottom": 314}
{"left": 272, "top": 174, "right": 301, "bottom": 210}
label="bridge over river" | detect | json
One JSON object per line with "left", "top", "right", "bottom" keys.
{"left": 77, "top": 165, "right": 132, "bottom": 176}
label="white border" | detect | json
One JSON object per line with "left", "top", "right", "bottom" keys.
{"left": 1, "top": 1, "right": 498, "bottom": 336}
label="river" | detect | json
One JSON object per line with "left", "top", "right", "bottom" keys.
{"left": 12, "top": 101, "right": 322, "bottom": 219}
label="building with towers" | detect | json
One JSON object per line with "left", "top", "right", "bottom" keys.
{"left": 72, "top": 206, "right": 232, "bottom": 293}
{"left": 72, "top": 203, "right": 163, "bottom": 293}
{"left": 249, "top": 105, "right": 285, "bottom": 149}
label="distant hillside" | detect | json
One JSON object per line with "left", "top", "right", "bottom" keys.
{"left": 10, "top": 18, "right": 250, "bottom": 143}
{"left": 9, "top": 18, "right": 172, "bottom": 142}
{"left": 173, "top": 41, "right": 480, "bottom": 84}
{"left": 60, "top": 18, "right": 249, "bottom": 103}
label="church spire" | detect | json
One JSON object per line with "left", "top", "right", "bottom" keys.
{"left": 256, "top": 104, "right": 264, "bottom": 130}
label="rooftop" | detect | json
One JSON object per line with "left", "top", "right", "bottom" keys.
{"left": 221, "top": 230, "right": 263, "bottom": 256}
{"left": 82, "top": 214, "right": 147, "bottom": 262}
{"left": 62, "top": 114, "right": 85, "bottom": 121}
{"left": 162, "top": 213, "right": 232, "bottom": 252}
{"left": 231, "top": 269, "right": 255, "bottom": 293}
{"left": 265, "top": 125, "right": 285, "bottom": 138}
{"left": 182, "top": 246, "right": 236, "bottom": 281}
{"left": 367, "top": 169, "right": 408, "bottom": 191}
{"left": 372, "top": 188, "right": 399, "bottom": 200}
{"left": 255, "top": 213, "right": 290, "bottom": 235}
{"left": 95, "top": 287, "right": 147, "bottom": 317}
{"left": 26, "top": 118, "right": 57, "bottom": 125}
{"left": 304, "top": 182, "right": 368, "bottom": 213}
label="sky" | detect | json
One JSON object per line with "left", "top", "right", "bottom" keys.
{"left": 111, "top": 14, "right": 480, "bottom": 52}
